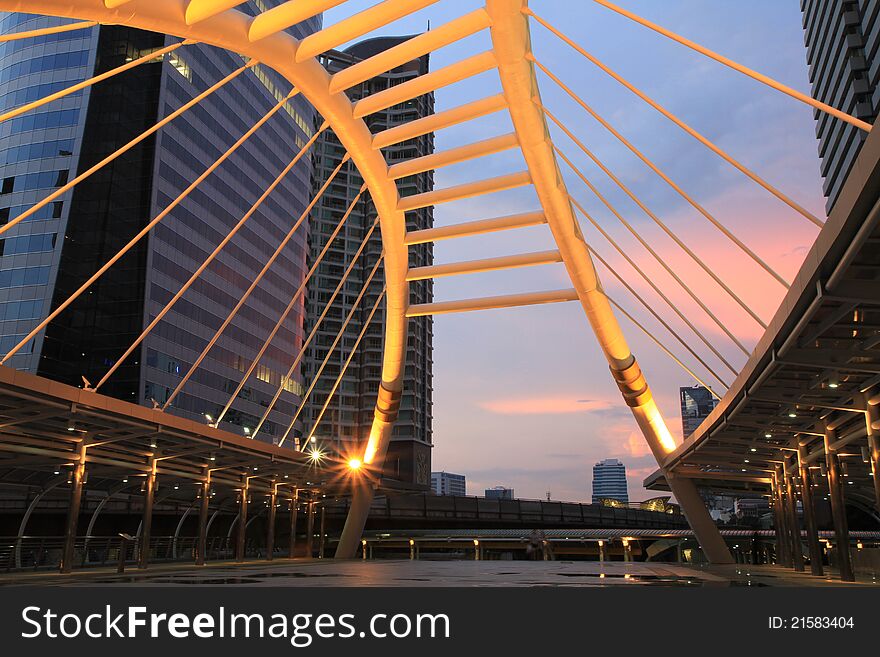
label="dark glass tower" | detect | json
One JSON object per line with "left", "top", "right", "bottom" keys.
{"left": 801, "top": 0, "right": 880, "bottom": 212}
{"left": 305, "top": 37, "right": 434, "bottom": 487}
{"left": 0, "top": 6, "right": 319, "bottom": 442}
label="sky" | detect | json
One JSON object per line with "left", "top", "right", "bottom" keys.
{"left": 325, "top": 1, "right": 826, "bottom": 502}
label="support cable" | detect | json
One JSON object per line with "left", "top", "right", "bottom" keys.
{"left": 558, "top": 147, "right": 751, "bottom": 357}
{"left": 0, "top": 21, "right": 97, "bottom": 42}
{"left": 544, "top": 106, "right": 767, "bottom": 329}
{"left": 214, "top": 183, "right": 368, "bottom": 427}
{"left": 533, "top": 59, "right": 789, "bottom": 288}
{"left": 92, "top": 120, "right": 327, "bottom": 392}
{"left": 1, "top": 85, "right": 286, "bottom": 364}
{"left": 569, "top": 194, "right": 739, "bottom": 376}
{"left": 584, "top": 0, "right": 872, "bottom": 133}
{"left": 278, "top": 253, "right": 385, "bottom": 448}
{"left": 0, "top": 40, "right": 193, "bottom": 124}
{"left": 253, "top": 216, "right": 382, "bottom": 440}
{"left": 306, "top": 287, "right": 386, "bottom": 444}
{"left": 587, "top": 244, "right": 730, "bottom": 390}
{"left": 162, "top": 151, "right": 351, "bottom": 410}
{"left": 605, "top": 292, "right": 723, "bottom": 400}
{"left": 526, "top": 10, "right": 824, "bottom": 228}
{"left": 0, "top": 61, "right": 256, "bottom": 238}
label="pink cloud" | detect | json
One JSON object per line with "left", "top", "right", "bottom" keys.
{"left": 478, "top": 396, "right": 612, "bottom": 415}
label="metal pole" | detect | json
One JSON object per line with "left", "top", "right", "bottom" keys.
{"left": 305, "top": 499, "right": 315, "bottom": 559}
{"left": 236, "top": 478, "right": 249, "bottom": 562}
{"left": 266, "top": 486, "right": 277, "bottom": 561}
{"left": 318, "top": 504, "right": 326, "bottom": 559}
{"left": 196, "top": 472, "right": 209, "bottom": 566}
{"left": 137, "top": 457, "right": 156, "bottom": 570}
{"left": 288, "top": 491, "right": 298, "bottom": 559}
{"left": 784, "top": 456, "right": 805, "bottom": 572}
{"left": 798, "top": 445, "right": 824, "bottom": 576}
{"left": 59, "top": 442, "right": 87, "bottom": 574}
{"left": 824, "top": 428, "right": 855, "bottom": 582}
{"left": 865, "top": 401, "right": 880, "bottom": 514}
{"left": 772, "top": 469, "right": 791, "bottom": 567}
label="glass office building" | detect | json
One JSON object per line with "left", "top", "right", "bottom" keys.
{"left": 304, "top": 37, "right": 434, "bottom": 486}
{"left": 0, "top": 6, "right": 319, "bottom": 441}
{"left": 680, "top": 385, "right": 718, "bottom": 438}
{"left": 591, "top": 459, "right": 628, "bottom": 504}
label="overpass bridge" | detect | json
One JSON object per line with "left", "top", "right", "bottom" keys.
{"left": 0, "top": 0, "right": 877, "bottom": 581}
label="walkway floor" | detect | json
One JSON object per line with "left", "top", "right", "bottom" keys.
{"left": 0, "top": 559, "right": 876, "bottom": 586}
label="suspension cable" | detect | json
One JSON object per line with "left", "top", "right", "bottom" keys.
{"left": 569, "top": 194, "right": 738, "bottom": 376}
{"left": 0, "top": 40, "right": 193, "bottom": 124}
{"left": 545, "top": 106, "right": 767, "bottom": 329}
{"left": 214, "top": 184, "right": 368, "bottom": 427}
{"left": 0, "top": 21, "right": 97, "bottom": 42}
{"left": 605, "top": 292, "right": 722, "bottom": 400}
{"left": 278, "top": 253, "right": 385, "bottom": 448}
{"left": 557, "top": 147, "right": 751, "bottom": 356}
{"left": 526, "top": 10, "right": 824, "bottom": 228}
{"left": 306, "top": 287, "right": 386, "bottom": 445}
{"left": 0, "top": 61, "right": 256, "bottom": 238}
{"left": 92, "top": 121, "right": 327, "bottom": 392}
{"left": 252, "top": 216, "right": 382, "bottom": 441}
{"left": 1, "top": 87, "right": 287, "bottom": 365}
{"left": 583, "top": 0, "right": 872, "bottom": 133}
{"left": 587, "top": 243, "right": 729, "bottom": 390}
{"left": 534, "top": 59, "right": 789, "bottom": 288}
{"left": 162, "top": 150, "right": 351, "bottom": 410}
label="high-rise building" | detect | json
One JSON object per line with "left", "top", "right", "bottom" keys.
{"left": 680, "top": 385, "right": 717, "bottom": 437}
{"left": 592, "top": 458, "right": 628, "bottom": 504}
{"left": 801, "top": 0, "right": 880, "bottom": 212}
{"left": 485, "top": 486, "right": 514, "bottom": 500}
{"left": 431, "top": 471, "right": 466, "bottom": 497}
{"left": 302, "top": 37, "right": 434, "bottom": 487}
{"left": 0, "top": 8, "right": 319, "bottom": 441}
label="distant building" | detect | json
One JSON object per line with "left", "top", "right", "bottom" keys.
{"left": 592, "top": 459, "right": 628, "bottom": 504}
{"left": 485, "top": 486, "right": 514, "bottom": 500}
{"left": 431, "top": 471, "right": 466, "bottom": 497}
{"left": 801, "top": 0, "right": 880, "bottom": 212}
{"left": 680, "top": 385, "right": 717, "bottom": 437}
{"left": 735, "top": 498, "right": 771, "bottom": 518}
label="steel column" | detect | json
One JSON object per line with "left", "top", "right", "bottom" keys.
{"left": 772, "top": 470, "right": 791, "bottom": 567}
{"left": 288, "top": 491, "right": 299, "bottom": 559}
{"left": 59, "top": 442, "right": 87, "bottom": 573}
{"left": 824, "top": 428, "right": 855, "bottom": 581}
{"left": 236, "top": 478, "right": 249, "bottom": 561}
{"left": 866, "top": 401, "right": 880, "bottom": 513}
{"left": 266, "top": 486, "right": 277, "bottom": 561}
{"left": 196, "top": 471, "right": 210, "bottom": 565}
{"left": 306, "top": 500, "right": 316, "bottom": 558}
{"left": 783, "top": 456, "right": 805, "bottom": 572}
{"left": 318, "top": 504, "right": 326, "bottom": 558}
{"left": 137, "top": 456, "right": 156, "bottom": 570}
{"left": 798, "top": 445, "right": 824, "bottom": 575}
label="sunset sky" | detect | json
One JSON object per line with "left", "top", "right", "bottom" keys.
{"left": 327, "top": 1, "right": 826, "bottom": 501}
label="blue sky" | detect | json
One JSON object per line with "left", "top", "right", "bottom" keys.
{"left": 326, "top": 1, "right": 826, "bottom": 501}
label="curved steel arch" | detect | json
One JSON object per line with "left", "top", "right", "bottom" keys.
{"left": 0, "top": 0, "right": 410, "bottom": 556}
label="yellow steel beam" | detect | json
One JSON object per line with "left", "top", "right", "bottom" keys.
{"left": 398, "top": 171, "right": 531, "bottom": 212}
{"left": 406, "top": 289, "right": 580, "bottom": 317}
{"left": 405, "top": 211, "right": 546, "bottom": 245}
{"left": 406, "top": 249, "right": 561, "bottom": 281}
{"left": 388, "top": 133, "right": 518, "bottom": 180}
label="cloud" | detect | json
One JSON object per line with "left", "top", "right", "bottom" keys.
{"left": 478, "top": 396, "right": 612, "bottom": 415}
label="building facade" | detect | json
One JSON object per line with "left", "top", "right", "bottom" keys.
{"left": 801, "top": 0, "right": 880, "bottom": 212}
{"left": 485, "top": 486, "right": 514, "bottom": 500}
{"left": 0, "top": 6, "right": 319, "bottom": 441}
{"left": 303, "top": 37, "right": 434, "bottom": 486}
{"left": 431, "top": 471, "right": 466, "bottom": 497}
{"left": 680, "top": 385, "right": 717, "bottom": 437}
{"left": 591, "top": 458, "right": 628, "bottom": 504}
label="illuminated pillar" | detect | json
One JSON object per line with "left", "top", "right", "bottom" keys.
{"left": 865, "top": 401, "right": 880, "bottom": 514}
{"left": 784, "top": 456, "right": 804, "bottom": 572}
{"left": 824, "top": 428, "right": 854, "bottom": 581}
{"left": 236, "top": 478, "right": 249, "bottom": 562}
{"left": 305, "top": 499, "right": 315, "bottom": 558}
{"left": 772, "top": 468, "right": 790, "bottom": 567}
{"left": 797, "top": 446, "right": 823, "bottom": 576}
{"left": 318, "top": 504, "right": 326, "bottom": 558}
{"left": 138, "top": 457, "right": 156, "bottom": 570}
{"left": 598, "top": 539, "right": 606, "bottom": 562}
{"left": 196, "top": 471, "right": 210, "bottom": 566}
{"left": 288, "top": 490, "right": 298, "bottom": 559}
{"left": 266, "top": 486, "right": 277, "bottom": 561}
{"left": 59, "top": 442, "right": 87, "bottom": 574}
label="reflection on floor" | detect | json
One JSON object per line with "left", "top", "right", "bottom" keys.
{"left": 1, "top": 559, "right": 877, "bottom": 587}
